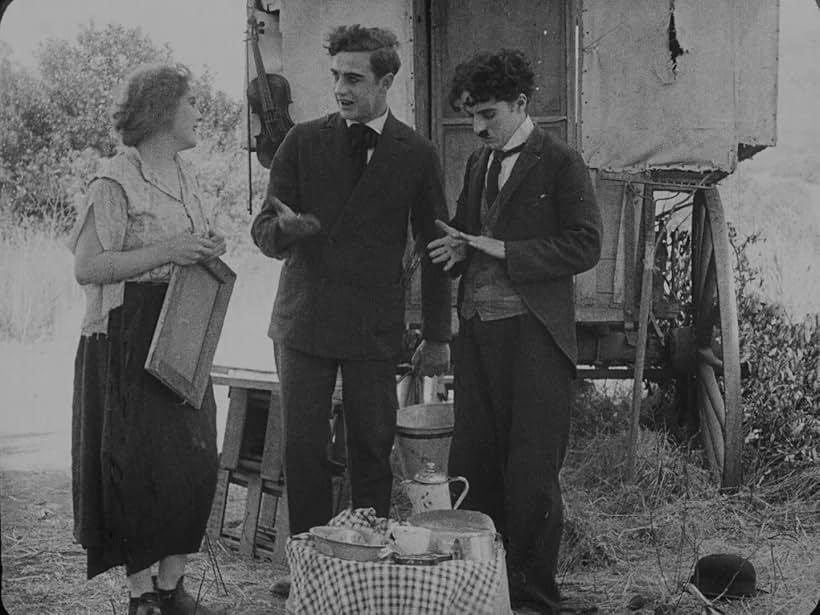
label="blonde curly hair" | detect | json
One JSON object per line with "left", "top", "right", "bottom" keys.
{"left": 112, "top": 63, "right": 192, "bottom": 147}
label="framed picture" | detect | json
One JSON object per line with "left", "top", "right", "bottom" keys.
{"left": 145, "top": 258, "right": 237, "bottom": 409}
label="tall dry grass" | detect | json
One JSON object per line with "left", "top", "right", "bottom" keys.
{"left": 0, "top": 212, "right": 282, "bottom": 371}
{"left": 0, "top": 219, "right": 84, "bottom": 343}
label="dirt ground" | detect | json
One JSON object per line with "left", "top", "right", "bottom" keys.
{"left": 1, "top": 342, "right": 818, "bottom": 614}
{"left": 3, "top": 464, "right": 819, "bottom": 614}
{"left": 0, "top": 469, "right": 289, "bottom": 615}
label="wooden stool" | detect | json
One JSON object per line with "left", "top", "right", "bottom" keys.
{"left": 206, "top": 365, "right": 345, "bottom": 563}
{"left": 206, "top": 367, "right": 289, "bottom": 561}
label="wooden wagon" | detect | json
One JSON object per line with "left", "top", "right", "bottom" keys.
{"left": 243, "top": 0, "right": 779, "bottom": 490}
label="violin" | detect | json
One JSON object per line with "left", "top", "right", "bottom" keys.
{"left": 247, "top": 16, "right": 294, "bottom": 169}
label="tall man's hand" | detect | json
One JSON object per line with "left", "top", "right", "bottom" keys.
{"left": 427, "top": 221, "right": 468, "bottom": 271}
{"left": 412, "top": 339, "right": 450, "bottom": 376}
{"left": 270, "top": 196, "right": 322, "bottom": 237}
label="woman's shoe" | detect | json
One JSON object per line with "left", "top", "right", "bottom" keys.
{"left": 270, "top": 575, "right": 291, "bottom": 598}
{"left": 128, "top": 591, "right": 162, "bottom": 615}
{"left": 157, "top": 576, "right": 225, "bottom": 615}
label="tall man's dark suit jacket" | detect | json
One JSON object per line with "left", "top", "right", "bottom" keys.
{"left": 252, "top": 111, "right": 451, "bottom": 357}
{"left": 251, "top": 111, "right": 451, "bottom": 533}
{"left": 447, "top": 125, "right": 601, "bottom": 606}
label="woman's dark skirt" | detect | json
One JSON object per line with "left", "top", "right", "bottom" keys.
{"left": 71, "top": 282, "right": 218, "bottom": 579}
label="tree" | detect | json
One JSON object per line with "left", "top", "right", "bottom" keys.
{"left": 0, "top": 42, "right": 65, "bottom": 222}
{"left": 0, "top": 22, "right": 242, "bottom": 228}
{"left": 39, "top": 22, "right": 174, "bottom": 156}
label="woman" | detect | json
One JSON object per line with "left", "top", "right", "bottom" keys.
{"left": 69, "top": 63, "right": 227, "bottom": 615}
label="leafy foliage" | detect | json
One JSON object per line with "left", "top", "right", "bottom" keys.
{"left": 0, "top": 23, "right": 243, "bottom": 229}
{"left": 731, "top": 229, "right": 820, "bottom": 490}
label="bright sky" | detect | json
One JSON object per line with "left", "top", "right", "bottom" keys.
{"left": 0, "top": 0, "right": 247, "bottom": 98}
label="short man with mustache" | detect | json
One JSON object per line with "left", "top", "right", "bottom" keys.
{"left": 252, "top": 24, "right": 451, "bottom": 596}
{"left": 428, "top": 49, "right": 602, "bottom": 614}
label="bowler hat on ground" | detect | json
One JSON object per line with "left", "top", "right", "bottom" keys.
{"left": 691, "top": 553, "right": 756, "bottom": 599}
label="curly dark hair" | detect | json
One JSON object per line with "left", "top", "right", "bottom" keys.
{"left": 448, "top": 49, "right": 534, "bottom": 111}
{"left": 325, "top": 25, "right": 401, "bottom": 79}
{"left": 112, "top": 63, "right": 192, "bottom": 147}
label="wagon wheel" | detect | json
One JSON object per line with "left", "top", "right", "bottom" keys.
{"left": 688, "top": 187, "right": 742, "bottom": 489}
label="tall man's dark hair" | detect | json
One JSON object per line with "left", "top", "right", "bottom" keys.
{"left": 325, "top": 24, "right": 401, "bottom": 79}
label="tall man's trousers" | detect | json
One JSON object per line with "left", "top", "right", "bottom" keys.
{"left": 275, "top": 344, "right": 398, "bottom": 534}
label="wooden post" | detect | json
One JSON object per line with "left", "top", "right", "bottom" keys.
{"left": 625, "top": 185, "right": 656, "bottom": 483}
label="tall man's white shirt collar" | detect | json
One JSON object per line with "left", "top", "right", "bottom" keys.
{"left": 345, "top": 108, "right": 389, "bottom": 135}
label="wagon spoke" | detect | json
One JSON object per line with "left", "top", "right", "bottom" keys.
{"left": 696, "top": 346, "right": 723, "bottom": 372}
{"left": 697, "top": 362, "right": 726, "bottom": 431}
{"left": 695, "top": 215, "right": 714, "bottom": 311}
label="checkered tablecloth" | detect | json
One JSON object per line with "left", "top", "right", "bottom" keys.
{"left": 286, "top": 508, "right": 510, "bottom": 614}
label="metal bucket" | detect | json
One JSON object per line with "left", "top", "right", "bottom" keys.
{"left": 395, "top": 402, "right": 454, "bottom": 479}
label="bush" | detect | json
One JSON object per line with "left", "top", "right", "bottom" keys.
{"left": 734, "top": 233, "right": 820, "bottom": 491}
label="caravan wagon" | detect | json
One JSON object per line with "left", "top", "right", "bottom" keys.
{"left": 243, "top": 0, "right": 779, "bottom": 489}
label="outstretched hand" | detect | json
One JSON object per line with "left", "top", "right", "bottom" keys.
{"left": 269, "top": 196, "right": 322, "bottom": 237}
{"left": 427, "top": 220, "right": 468, "bottom": 272}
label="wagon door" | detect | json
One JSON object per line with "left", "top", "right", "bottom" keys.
{"left": 406, "top": 0, "right": 579, "bottom": 327}
{"left": 416, "top": 0, "right": 575, "bottom": 217}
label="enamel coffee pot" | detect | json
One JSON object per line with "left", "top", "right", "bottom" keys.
{"left": 402, "top": 461, "right": 470, "bottom": 515}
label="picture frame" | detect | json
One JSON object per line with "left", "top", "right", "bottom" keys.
{"left": 145, "top": 258, "right": 237, "bottom": 409}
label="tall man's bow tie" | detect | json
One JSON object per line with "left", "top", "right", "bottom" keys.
{"left": 349, "top": 122, "right": 380, "bottom": 151}
{"left": 485, "top": 142, "right": 526, "bottom": 206}
{"left": 349, "top": 123, "right": 380, "bottom": 183}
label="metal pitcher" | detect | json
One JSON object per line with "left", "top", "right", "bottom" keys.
{"left": 402, "top": 461, "right": 469, "bottom": 515}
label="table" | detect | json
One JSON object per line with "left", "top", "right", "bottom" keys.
{"left": 285, "top": 509, "right": 512, "bottom": 614}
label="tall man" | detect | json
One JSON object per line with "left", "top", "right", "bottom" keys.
{"left": 428, "top": 49, "right": 602, "bottom": 614}
{"left": 251, "top": 23, "right": 451, "bottom": 568}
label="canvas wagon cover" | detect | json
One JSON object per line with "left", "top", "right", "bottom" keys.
{"left": 580, "top": 0, "right": 778, "bottom": 174}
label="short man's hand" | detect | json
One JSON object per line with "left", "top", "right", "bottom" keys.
{"left": 270, "top": 196, "right": 322, "bottom": 237}
{"left": 411, "top": 339, "right": 450, "bottom": 376}
{"left": 430, "top": 219, "right": 505, "bottom": 262}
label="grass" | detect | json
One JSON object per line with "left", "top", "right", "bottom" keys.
{"left": 0, "top": 219, "right": 84, "bottom": 342}
{"left": 558, "top": 426, "right": 820, "bottom": 613}
{"left": 2, "top": 419, "right": 819, "bottom": 614}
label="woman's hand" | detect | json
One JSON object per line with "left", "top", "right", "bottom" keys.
{"left": 165, "top": 231, "right": 227, "bottom": 266}
{"left": 204, "top": 230, "right": 228, "bottom": 259}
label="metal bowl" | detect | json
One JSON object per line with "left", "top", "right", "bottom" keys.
{"left": 309, "top": 526, "right": 388, "bottom": 562}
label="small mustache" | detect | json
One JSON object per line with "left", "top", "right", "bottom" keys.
{"left": 477, "top": 130, "right": 490, "bottom": 139}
